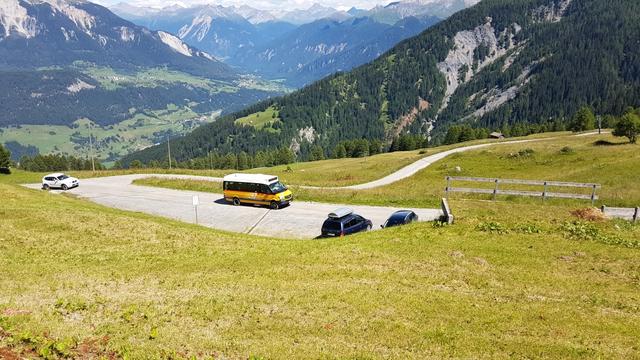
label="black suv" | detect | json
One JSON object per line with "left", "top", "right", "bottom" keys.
{"left": 321, "top": 208, "right": 372, "bottom": 237}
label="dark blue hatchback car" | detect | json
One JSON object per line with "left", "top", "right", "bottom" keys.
{"left": 382, "top": 210, "right": 418, "bottom": 228}
{"left": 321, "top": 208, "right": 372, "bottom": 237}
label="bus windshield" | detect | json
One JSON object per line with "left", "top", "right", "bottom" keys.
{"left": 269, "top": 182, "right": 287, "bottom": 194}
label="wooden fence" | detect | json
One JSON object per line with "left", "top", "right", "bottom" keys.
{"left": 445, "top": 176, "right": 601, "bottom": 204}
{"left": 601, "top": 206, "right": 639, "bottom": 222}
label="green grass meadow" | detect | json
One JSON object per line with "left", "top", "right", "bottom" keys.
{"left": 133, "top": 132, "right": 639, "bottom": 208}
{"left": 1, "top": 132, "right": 639, "bottom": 358}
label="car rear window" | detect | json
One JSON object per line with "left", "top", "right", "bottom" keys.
{"left": 386, "top": 218, "right": 404, "bottom": 226}
{"left": 323, "top": 220, "right": 342, "bottom": 231}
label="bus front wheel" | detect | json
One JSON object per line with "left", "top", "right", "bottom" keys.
{"left": 270, "top": 201, "right": 279, "bottom": 210}
{"left": 232, "top": 197, "right": 241, "bottom": 206}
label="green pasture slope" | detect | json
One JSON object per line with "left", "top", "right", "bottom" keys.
{"left": 0, "top": 108, "right": 215, "bottom": 164}
{"left": 0, "top": 64, "right": 290, "bottom": 163}
{"left": 135, "top": 132, "right": 640, "bottom": 208}
{"left": 0, "top": 133, "right": 639, "bottom": 358}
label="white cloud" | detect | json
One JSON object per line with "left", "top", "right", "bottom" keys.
{"left": 95, "top": 0, "right": 401, "bottom": 11}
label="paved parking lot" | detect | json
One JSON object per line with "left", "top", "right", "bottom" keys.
{"left": 26, "top": 174, "right": 443, "bottom": 239}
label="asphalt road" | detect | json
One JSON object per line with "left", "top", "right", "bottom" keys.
{"left": 26, "top": 175, "right": 443, "bottom": 239}
{"left": 24, "top": 132, "right": 606, "bottom": 238}
{"left": 332, "top": 131, "right": 608, "bottom": 190}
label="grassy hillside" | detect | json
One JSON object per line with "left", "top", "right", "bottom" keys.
{"left": 1, "top": 171, "right": 639, "bottom": 358}
{"left": 134, "top": 132, "right": 640, "bottom": 208}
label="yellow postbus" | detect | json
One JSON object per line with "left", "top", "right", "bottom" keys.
{"left": 223, "top": 173, "right": 293, "bottom": 209}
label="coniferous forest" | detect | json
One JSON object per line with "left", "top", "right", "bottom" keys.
{"left": 123, "top": 0, "right": 640, "bottom": 167}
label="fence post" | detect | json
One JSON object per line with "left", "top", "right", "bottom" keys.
{"left": 493, "top": 179, "right": 499, "bottom": 201}
{"left": 445, "top": 176, "right": 451, "bottom": 198}
{"left": 542, "top": 181, "right": 548, "bottom": 203}
{"left": 591, "top": 185, "right": 597, "bottom": 206}
{"left": 441, "top": 198, "right": 454, "bottom": 224}
{"left": 634, "top": 207, "right": 639, "bottom": 223}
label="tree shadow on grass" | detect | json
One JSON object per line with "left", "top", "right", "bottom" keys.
{"left": 593, "top": 139, "right": 629, "bottom": 146}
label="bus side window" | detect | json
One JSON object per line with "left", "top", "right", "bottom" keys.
{"left": 239, "top": 182, "right": 253, "bottom": 192}
{"left": 260, "top": 184, "right": 271, "bottom": 194}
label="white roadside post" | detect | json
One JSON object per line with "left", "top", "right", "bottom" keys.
{"left": 192, "top": 195, "right": 200, "bottom": 225}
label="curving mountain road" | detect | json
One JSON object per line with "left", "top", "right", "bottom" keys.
{"left": 330, "top": 132, "right": 607, "bottom": 190}
{"left": 23, "top": 132, "right": 605, "bottom": 239}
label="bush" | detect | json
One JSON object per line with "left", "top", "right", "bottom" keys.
{"left": 505, "top": 148, "right": 535, "bottom": 159}
{"left": 559, "top": 221, "right": 638, "bottom": 248}
{"left": 476, "top": 221, "right": 509, "bottom": 234}
{"left": 569, "top": 106, "right": 596, "bottom": 132}
{"left": 559, "top": 146, "right": 575, "bottom": 155}
{"left": 613, "top": 111, "right": 640, "bottom": 144}
{"left": 514, "top": 223, "right": 543, "bottom": 234}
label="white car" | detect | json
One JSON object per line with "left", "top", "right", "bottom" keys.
{"left": 42, "top": 173, "right": 79, "bottom": 191}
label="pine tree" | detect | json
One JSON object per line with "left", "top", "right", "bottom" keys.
{"left": 613, "top": 111, "right": 640, "bottom": 144}
{"left": 444, "top": 126, "right": 462, "bottom": 145}
{"left": 223, "top": 153, "right": 237, "bottom": 169}
{"left": 276, "top": 147, "right": 295, "bottom": 165}
{"left": 129, "top": 160, "right": 143, "bottom": 169}
{"left": 569, "top": 106, "right": 596, "bottom": 132}
{"left": 0, "top": 144, "right": 11, "bottom": 168}
{"left": 237, "top": 152, "right": 249, "bottom": 170}
{"left": 310, "top": 145, "right": 325, "bottom": 161}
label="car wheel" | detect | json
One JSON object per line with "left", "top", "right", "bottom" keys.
{"left": 61, "top": 184, "right": 68, "bottom": 191}
{"left": 367, "top": 224, "right": 372, "bottom": 231}
{"left": 270, "top": 201, "right": 279, "bottom": 210}
{"left": 232, "top": 197, "right": 240, "bottom": 206}
{"left": 42, "top": 184, "right": 49, "bottom": 191}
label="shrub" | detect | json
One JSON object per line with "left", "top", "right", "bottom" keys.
{"left": 569, "top": 106, "right": 596, "bottom": 132}
{"left": 514, "top": 223, "right": 543, "bottom": 234}
{"left": 476, "top": 221, "right": 509, "bottom": 234}
{"left": 613, "top": 112, "right": 640, "bottom": 144}
{"left": 560, "top": 221, "right": 638, "bottom": 248}
{"left": 505, "top": 148, "right": 535, "bottom": 159}
{"left": 559, "top": 146, "right": 575, "bottom": 155}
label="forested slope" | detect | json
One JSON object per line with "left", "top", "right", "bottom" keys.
{"left": 124, "top": 0, "right": 640, "bottom": 165}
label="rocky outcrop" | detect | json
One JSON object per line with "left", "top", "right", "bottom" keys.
{"left": 290, "top": 126, "right": 316, "bottom": 153}
{"left": 532, "top": 0, "right": 573, "bottom": 23}
{"left": 436, "top": 18, "right": 519, "bottom": 114}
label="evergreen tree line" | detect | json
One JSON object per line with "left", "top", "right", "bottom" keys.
{"left": 18, "top": 154, "right": 105, "bottom": 172}
{"left": 122, "top": 147, "right": 296, "bottom": 171}
{"left": 9, "top": 107, "right": 639, "bottom": 173}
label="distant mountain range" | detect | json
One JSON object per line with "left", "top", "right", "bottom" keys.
{"left": 0, "top": 0, "right": 286, "bottom": 161}
{"left": 111, "top": 1, "right": 479, "bottom": 86}
{"left": 124, "top": 0, "right": 640, "bottom": 165}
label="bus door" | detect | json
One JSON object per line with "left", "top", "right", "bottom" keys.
{"left": 255, "top": 184, "right": 271, "bottom": 204}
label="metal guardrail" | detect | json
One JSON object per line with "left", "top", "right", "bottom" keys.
{"left": 601, "top": 206, "right": 639, "bottom": 222}
{"left": 445, "top": 176, "right": 601, "bottom": 204}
